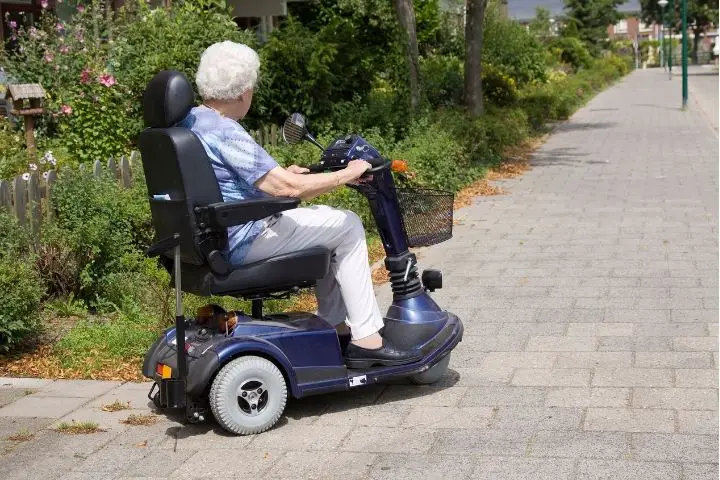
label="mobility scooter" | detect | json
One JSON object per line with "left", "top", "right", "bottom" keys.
{"left": 139, "top": 70, "right": 464, "bottom": 435}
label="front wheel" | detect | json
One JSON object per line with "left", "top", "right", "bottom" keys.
{"left": 409, "top": 354, "right": 451, "bottom": 385}
{"left": 209, "top": 355, "right": 287, "bottom": 435}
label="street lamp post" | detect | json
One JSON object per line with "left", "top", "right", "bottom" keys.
{"left": 681, "top": 0, "right": 688, "bottom": 108}
{"left": 668, "top": 0, "right": 674, "bottom": 79}
{"left": 658, "top": 0, "right": 668, "bottom": 68}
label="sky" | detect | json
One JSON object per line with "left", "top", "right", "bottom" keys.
{"left": 507, "top": 0, "right": 643, "bottom": 21}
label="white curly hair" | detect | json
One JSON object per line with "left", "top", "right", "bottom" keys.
{"left": 195, "top": 41, "right": 260, "bottom": 101}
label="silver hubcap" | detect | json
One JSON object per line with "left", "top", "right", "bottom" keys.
{"left": 236, "top": 380, "right": 268, "bottom": 417}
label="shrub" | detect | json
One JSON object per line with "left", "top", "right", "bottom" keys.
{"left": 0, "top": 212, "right": 44, "bottom": 351}
{"left": 549, "top": 37, "right": 593, "bottom": 71}
{"left": 483, "top": 5, "right": 548, "bottom": 85}
{"left": 420, "top": 54, "right": 464, "bottom": 107}
{"left": 482, "top": 64, "right": 519, "bottom": 107}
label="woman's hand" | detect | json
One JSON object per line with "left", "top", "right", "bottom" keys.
{"left": 286, "top": 164, "right": 310, "bottom": 174}
{"left": 344, "top": 160, "right": 371, "bottom": 183}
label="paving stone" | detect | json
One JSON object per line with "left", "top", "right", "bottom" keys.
{"left": 0, "top": 452, "right": 78, "bottom": 480}
{"left": 682, "top": 463, "right": 719, "bottom": 480}
{"left": 598, "top": 336, "right": 672, "bottom": 352}
{"left": 432, "top": 428, "right": 530, "bottom": 456}
{"left": 0, "top": 416, "right": 55, "bottom": 439}
{"left": 266, "top": 451, "right": 376, "bottom": 480}
{"left": 631, "top": 434, "right": 718, "bottom": 463}
{"left": 545, "top": 388, "right": 630, "bottom": 407}
{"left": 634, "top": 352, "right": 712, "bottom": 368}
{"left": 498, "top": 323, "right": 567, "bottom": 337}
{"left": 313, "top": 403, "right": 411, "bottom": 428}
{"left": 0, "top": 389, "right": 33, "bottom": 408}
{"left": 169, "top": 449, "right": 282, "bottom": 478}
{"left": 528, "top": 431, "right": 629, "bottom": 459}
{"left": 633, "top": 323, "right": 709, "bottom": 337}
{"left": 19, "top": 428, "right": 116, "bottom": 456}
{"left": 369, "top": 453, "right": 475, "bottom": 480}
{"left": 249, "top": 424, "right": 351, "bottom": 451}
{"left": 678, "top": 410, "right": 719, "bottom": 435}
{"left": 585, "top": 408, "right": 675, "bottom": 433}
{"left": 604, "top": 310, "right": 670, "bottom": 323}
{"left": 0, "top": 395, "right": 90, "bottom": 418}
{"left": 525, "top": 336, "right": 598, "bottom": 352}
{"left": 0, "top": 378, "right": 55, "bottom": 389}
{"left": 33, "top": 380, "right": 122, "bottom": 398}
{"left": 71, "top": 445, "right": 148, "bottom": 473}
{"left": 490, "top": 406, "right": 582, "bottom": 431}
{"left": 87, "top": 382, "right": 156, "bottom": 411}
{"left": 481, "top": 352, "right": 557, "bottom": 369}
{"left": 567, "top": 323, "right": 634, "bottom": 336}
{"left": 340, "top": 427, "right": 435, "bottom": 453}
{"left": 401, "top": 406, "right": 493, "bottom": 429}
{"left": 376, "top": 386, "right": 467, "bottom": 407}
{"left": 592, "top": 368, "right": 673, "bottom": 387}
{"left": 671, "top": 310, "right": 719, "bottom": 323}
{"left": 673, "top": 337, "right": 718, "bottom": 351}
{"left": 460, "top": 386, "right": 547, "bottom": 407}
{"left": 574, "top": 459, "right": 681, "bottom": 480}
{"left": 554, "top": 352, "right": 632, "bottom": 368}
{"left": 471, "top": 456, "right": 575, "bottom": 480}
{"left": 512, "top": 369, "right": 590, "bottom": 387}
{"left": 675, "top": 369, "right": 719, "bottom": 388}
{"left": 535, "top": 308, "right": 604, "bottom": 323}
{"left": 632, "top": 388, "right": 717, "bottom": 410}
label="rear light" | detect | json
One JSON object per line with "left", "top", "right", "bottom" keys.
{"left": 156, "top": 363, "right": 172, "bottom": 379}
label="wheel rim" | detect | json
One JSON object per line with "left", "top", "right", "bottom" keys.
{"left": 236, "top": 379, "right": 269, "bottom": 417}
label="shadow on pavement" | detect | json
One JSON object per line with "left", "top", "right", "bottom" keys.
{"left": 531, "top": 146, "right": 591, "bottom": 167}
{"left": 551, "top": 121, "right": 617, "bottom": 133}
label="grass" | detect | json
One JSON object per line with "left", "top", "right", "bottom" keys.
{"left": 101, "top": 400, "right": 131, "bottom": 412}
{"left": 55, "top": 421, "right": 105, "bottom": 434}
{"left": 121, "top": 414, "right": 158, "bottom": 426}
{"left": 7, "top": 429, "right": 33, "bottom": 442}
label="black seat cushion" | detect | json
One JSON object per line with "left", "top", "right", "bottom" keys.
{"left": 179, "top": 247, "right": 332, "bottom": 297}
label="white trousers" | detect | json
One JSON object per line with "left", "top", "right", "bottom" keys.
{"left": 242, "top": 205, "right": 385, "bottom": 340}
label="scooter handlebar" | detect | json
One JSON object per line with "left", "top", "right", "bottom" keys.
{"left": 304, "top": 158, "right": 390, "bottom": 175}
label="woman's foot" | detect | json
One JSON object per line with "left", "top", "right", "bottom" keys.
{"left": 344, "top": 338, "right": 422, "bottom": 369}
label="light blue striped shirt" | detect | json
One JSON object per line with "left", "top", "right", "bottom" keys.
{"left": 179, "top": 105, "right": 278, "bottom": 265}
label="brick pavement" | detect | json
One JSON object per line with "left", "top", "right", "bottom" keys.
{"left": 0, "top": 68, "right": 717, "bottom": 479}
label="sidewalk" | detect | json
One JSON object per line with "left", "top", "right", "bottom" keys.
{"left": 0, "top": 68, "right": 717, "bottom": 480}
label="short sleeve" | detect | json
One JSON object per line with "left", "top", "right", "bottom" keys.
{"left": 213, "top": 124, "right": 279, "bottom": 185}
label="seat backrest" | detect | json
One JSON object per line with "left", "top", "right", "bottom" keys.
{"left": 138, "top": 70, "right": 227, "bottom": 266}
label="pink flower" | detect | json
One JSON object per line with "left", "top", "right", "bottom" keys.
{"left": 80, "top": 69, "right": 92, "bottom": 84}
{"left": 59, "top": 45, "right": 69, "bottom": 54}
{"left": 29, "top": 27, "right": 39, "bottom": 39}
{"left": 8, "top": 20, "right": 16, "bottom": 29}
{"left": 98, "top": 73, "right": 116, "bottom": 87}
{"left": 40, "top": 0, "right": 48, "bottom": 8}
{"left": 55, "top": 22, "right": 64, "bottom": 32}
{"left": 44, "top": 53, "right": 54, "bottom": 63}
{"left": 60, "top": 104, "right": 72, "bottom": 115}
{"left": 77, "top": 4, "right": 85, "bottom": 12}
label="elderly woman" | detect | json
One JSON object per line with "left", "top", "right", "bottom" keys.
{"left": 179, "top": 41, "right": 420, "bottom": 368}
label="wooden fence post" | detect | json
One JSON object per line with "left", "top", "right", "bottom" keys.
{"left": 46, "top": 170, "right": 57, "bottom": 221}
{"left": 93, "top": 160, "right": 102, "bottom": 178}
{"left": 12, "top": 175, "right": 26, "bottom": 227}
{"left": 270, "top": 124, "right": 278, "bottom": 147}
{"left": 0, "top": 180, "right": 10, "bottom": 212}
{"left": 107, "top": 157, "right": 118, "bottom": 179}
{"left": 120, "top": 156, "right": 132, "bottom": 188}
{"left": 27, "top": 172, "right": 41, "bottom": 246}
{"left": 129, "top": 151, "right": 140, "bottom": 168}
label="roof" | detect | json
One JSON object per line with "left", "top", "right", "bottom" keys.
{"left": 5, "top": 84, "right": 46, "bottom": 100}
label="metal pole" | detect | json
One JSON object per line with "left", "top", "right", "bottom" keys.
{"left": 668, "top": 0, "right": 673, "bottom": 78}
{"left": 660, "top": 9, "right": 665, "bottom": 68}
{"left": 681, "top": 0, "right": 688, "bottom": 108}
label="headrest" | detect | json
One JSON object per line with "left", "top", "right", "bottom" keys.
{"left": 143, "top": 70, "right": 195, "bottom": 128}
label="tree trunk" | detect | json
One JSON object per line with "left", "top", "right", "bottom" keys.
{"left": 393, "top": 0, "right": 421, "bottom": 111}
{"left": 464, "top": 0, "right": 488, "bottom": 117}
{"left": 692, "top": 27, "right": 700, "bottom": 64}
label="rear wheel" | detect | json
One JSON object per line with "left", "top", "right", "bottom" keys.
{"left": 209, "top": 356, "right": 287, "bottom": 435}
{"left": 409, "top": 354, "right": 451, "bottom": 385}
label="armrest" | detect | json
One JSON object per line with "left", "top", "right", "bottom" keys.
{"left": 197, "top": 197, "right": 300, "bottom": 228}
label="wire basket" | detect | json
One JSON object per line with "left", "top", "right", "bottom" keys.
{"left": 397, "top": 188, "right": 454, "bottom": 248}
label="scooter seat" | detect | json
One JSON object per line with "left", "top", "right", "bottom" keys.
{"left": 178, "top": 246, "right": 332, "bottom": 297}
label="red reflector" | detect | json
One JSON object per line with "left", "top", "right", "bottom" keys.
{"left": 155, "top": 363, "right": 163, "bottom": 375}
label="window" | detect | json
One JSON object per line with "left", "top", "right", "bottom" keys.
{"left": 616, "top": 19, "right": 628, "bottom": 33}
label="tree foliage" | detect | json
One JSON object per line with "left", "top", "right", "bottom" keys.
{"left": 563, "top": 0, "right": 625, "bottom": 52}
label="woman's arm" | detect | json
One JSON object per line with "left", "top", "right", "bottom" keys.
{"left": 255, "top": 160, "right": 370, "bottom": 201}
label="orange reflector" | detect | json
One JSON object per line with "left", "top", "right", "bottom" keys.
{"left": 391, "top": 160, "right": 408, "bottom": 173}
{"left": 156, "top": 363, "right": 172, "bottom": 379}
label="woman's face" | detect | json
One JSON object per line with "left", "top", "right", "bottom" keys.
{"left": 236, "top": 88, "right": 254, "bottom": 120}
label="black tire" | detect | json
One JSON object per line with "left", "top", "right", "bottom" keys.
{"left": 409, "top": 354, "right": 451, "bottom": 385}
{"left": 209, "top": 355, "right": 287, "bottom": 435}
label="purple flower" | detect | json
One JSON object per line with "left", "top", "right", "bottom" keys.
{"left": 55, "top": 22, "right": 64, "bottom": 32}
{"left": 59, "top": 45, "right": 70, "bottom": 54}
{"left": 8, "top": 20, "right": 16, "bottom": 29}
{"left": 77, "top": 4, "right": 85, "bottom": 12}
{"left": 40, "top": 0, "right": 48, "bottom": 8}
{"left": 44, "top": 52, "right": 54, "bottom": 63}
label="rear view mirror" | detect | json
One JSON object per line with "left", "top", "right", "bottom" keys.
{"left": 281, "top": 113, "right": 323, "bottom": 150}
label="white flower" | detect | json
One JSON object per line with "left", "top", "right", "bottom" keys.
{"left": 42, "top": 172, "right": 49, "bottom": 179}
{"left": 29, "top": 163, "right": 37, "bottom": 171}
{"left": 22, "top": 173, "right": 30, "bottom": 181}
